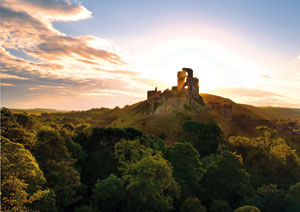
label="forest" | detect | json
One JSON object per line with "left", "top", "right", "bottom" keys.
{"left": 1, "top": 107, "right": 300, "bottom": 212}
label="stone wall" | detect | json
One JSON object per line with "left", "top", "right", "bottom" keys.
{"left": 146, "top": 68, "right": 205, "bottom": 115}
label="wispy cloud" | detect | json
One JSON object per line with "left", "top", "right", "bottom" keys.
{"left": 260, "top": 74, "right": 271, "bottom": 79}
{"left": 0, "top": 0, "right": 152, "bottom": 109}
{"left": 207, "top": 86, "right": 300, "bottom": 108}
{"left": 0, "top": 83, "right": 15, "bottom": 87}
{"left": 209, "top": 87, "right": 282, "bottom": 98}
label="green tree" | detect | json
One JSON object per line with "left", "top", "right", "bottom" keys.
{"left": 234, "top": 205, "right": 261, "bottom": 212}
{"left": 210, "top": 200, "right": 232, "bottom": 212}
{"left": 228, "top": 127, "right": 300, "bottom": 188}
{"left": 1, "top": 108, "right": 35, "bottom": 148}
{"left": 33, "top": 128, "right": 80, "bottom": 208}
{"left": 180, "top": 197, "right": 207, "bottom": 212}
{"left": 201, "top": 151, "right": 254, "bottom": 208}
{"left": 164, "top": 143, "right": 205, "bottom": 204}
{"left": 15, "top": 113, "right": 34, "bottom": 130}
{"left": 285, "top": 182, "right": 300, "bottom": 211}
{"left": 115, "top": 139, "right": 180, "bottom": 211}
{"left": 1, "top": 137, "right": 50, "bottom": 211}
{"left": 182, "top": 121, "right": 223, "bottom": 156}
{"left": 92, "top": 174, "right": 126, "bottom": 212}
{"left": 255, "top": 184, "right": 285, "bottom": 212}
{"left": 80, "top": 127, "right": 143, "bottom": 190}
{"left": 74, "top": 205, "right": 99, "bottom": 212}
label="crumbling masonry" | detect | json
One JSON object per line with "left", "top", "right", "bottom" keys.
{"left": 147, "top": 68, "right": 205, "bottom": 115}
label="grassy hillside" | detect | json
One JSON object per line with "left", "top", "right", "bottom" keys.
{"left": 242, "top": 105, "right": 300, "bottom": 119}
{"left": 9, "top": 94, "right": 300, "bottom": 140}
{"left": 109, "top": 101, "right": 214, "bottom": 144}
{"left": 201, "top": 93, "right": 300, "bottom": 120}
{"left": 9, "top": 108, "right": 69, "bottom": 116}
{"left": 201, "top": 93, "right": 267, "bottom": 119}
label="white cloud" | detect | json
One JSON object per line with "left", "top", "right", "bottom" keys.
{"left": 0, "top": 0, "right": 155, "bottom": 109}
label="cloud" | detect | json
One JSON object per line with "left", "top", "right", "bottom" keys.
{"left": 0, "top": 83, "right": 15, "bottom": 87}
{"left": 209, "top": 87, "right": 282, "bottom": 98}
{"left": 260, "top": 74, "right": 271, "bottom": 79}
{"left": 28, "top": 35, "right": 126, "bottom": 65}
{"left": 2, "top": 0, "right": 92, "bottom": 23}
{"left": 1, "top": 73, "right": 29, "bottom": 80}
{"left": 0, "top": 5, "right": 126, "bottom": 66}
{"left": 207, "top": 86, "right": 300, "bottom": 108}
{"left": 0, "top": 0, "right": 154, "bottom": 109}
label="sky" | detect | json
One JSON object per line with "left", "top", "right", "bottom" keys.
{"left": 1, "top": 0, "right": 300, "bottom": 110}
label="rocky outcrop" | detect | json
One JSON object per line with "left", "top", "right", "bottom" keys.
{"left": 207, "top": 101, "right": 232, "bottom": 121}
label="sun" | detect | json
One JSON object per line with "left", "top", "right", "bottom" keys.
{"left": 133, "top": 35, "right": 269, "bottom": 92}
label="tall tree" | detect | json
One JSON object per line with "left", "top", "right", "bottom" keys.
{"left": 33, "top": 128, "right": 80, "bottom": 208}
{"left": 201, "top": 151, "right": 254, "bottom": 208}
{"left": 115, "top": 139, "right": 180, "bottom": 211}
{"left": 228, "top": 126, "right": 300, "bottom": 189}
{"left": 164, "top": 143, "right": 205, "bottom": 204}
{"left": 92, "top": 174, "right": 126, "bottom": 212}
{"left": 1, "top": 137, "right": 50, "bottom": 211}
{"left": 182, "top": 121, "right": 223, "bottom": 156}
{"left": 285, "top": 182, "right": 300, "bottom": 211}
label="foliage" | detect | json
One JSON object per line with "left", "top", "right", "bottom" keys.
{"left": 180, "top": 197, "right": 207, "bottom": 212}
{"left": 1, "top": 137, "right": 50, "bottom": 211}
{"left": 33, "top": 128, "right": 81, "bottom": 207}
{"left": 164, "top": 143, "right": 205, "bottom": 203}
{"left": 201, "top": 151, "right": 254, "bottom": 208}
{"left": 92, "top": 174, "right": 126, "bottom": 211}
{"left": 210, "top": 200, "right": 232, "bottom": 212}
{"left": 234, "top": 205, "right": 261, "bottom": 212}
{"left": 285, "top": 182, "right": 300, "bottom": 211}
{"left": 1, "top": 107, "right": 299, "bottom": 211}
{"left": 79, "top": 127, "right": 144, "bottom": 190}
{"left": 30, "top": 190, "right": 57, "bottom": 212}
{"left": 182, "top": 121, "right": 223, "bottom": 156}
{"left": 74, "top": 205, "right": 99, "bottom": 212}
{"left": 228, "top": 127, "right": 300, "bottom": 188}
{"left": 115, "top": 139, "right": 180, "bottom": 211}
{"left": 255, "top": 184, "right": 285, "bottom": 212}
{"left": 1, "top": 108, "right": 35, "bottom": 148}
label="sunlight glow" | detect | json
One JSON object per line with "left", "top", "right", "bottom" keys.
{"left": 133, "top": 35, "right": 270, "bottom": 92}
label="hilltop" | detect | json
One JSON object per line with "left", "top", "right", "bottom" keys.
{"left": 9, "top": 68, "right": 300, "bottom": 142}
{"left": 12, "top": 93, "right": 299, "bottom": 142}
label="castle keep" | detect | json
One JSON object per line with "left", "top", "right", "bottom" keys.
{"left": 147, "top": 68, "right": 204, "bottom": 115}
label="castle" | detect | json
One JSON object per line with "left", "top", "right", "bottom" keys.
{"left": 147, "top": 68, "right": 205, "bottom": 115}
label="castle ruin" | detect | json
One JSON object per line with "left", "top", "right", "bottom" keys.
{"left": 147, "top": 68, "right": 205, "bottom": 115}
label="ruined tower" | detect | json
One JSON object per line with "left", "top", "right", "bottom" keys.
{"left": 177, "top": 68, "right": 201, "bottom": 102}
{"left": 177, "top": 70, "right": 187, "bottom": 90}
{"left": 147, "top": 68, "right": 205, "bottom": 114}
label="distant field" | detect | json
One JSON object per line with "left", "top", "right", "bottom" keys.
{"left": 201, "top": 93, "right": 300, "bottom": 120}
{"left": 242, "top": 105, "right": 300, "bottom": 119}
{"left": 9, "top": 108, "right": 69, "bottom": 115}
{"left": 6, "top": 94, "right": 300, "bottom": 139}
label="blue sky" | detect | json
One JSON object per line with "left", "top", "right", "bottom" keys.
{"left": 1, "top": 0, "right": 300, "bottom": 109}
{"left": 56, "top": 0, "right": 299, "bottom": 52}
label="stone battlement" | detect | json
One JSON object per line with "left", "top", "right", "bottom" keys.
{"left": 147, "top": 68, "right": 204, "bottom": 114}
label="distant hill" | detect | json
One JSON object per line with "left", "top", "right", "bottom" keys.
{"left": 201, "top": 93, "right": 300, "bottom": 120}
{"left": 108, "top": 100, "right": 213, "bottom": 144}
{"left": 9, "top": 108, "right": 69, "bottom": 114}
{"left": 10, "top": 94, "right": 300, "bottom": 140}
{"left": 241, "top": 105, "right": 300, "bottom": 119}
{"left": 108, "top": 94, "right": 300, "bottom": 140}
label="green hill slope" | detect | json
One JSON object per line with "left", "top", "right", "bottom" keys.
{"left": 11, "top": 94, "right": 299, "bottom": 141}
{"left": 242, "top": 105, "right": 300, "bottom": 119}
